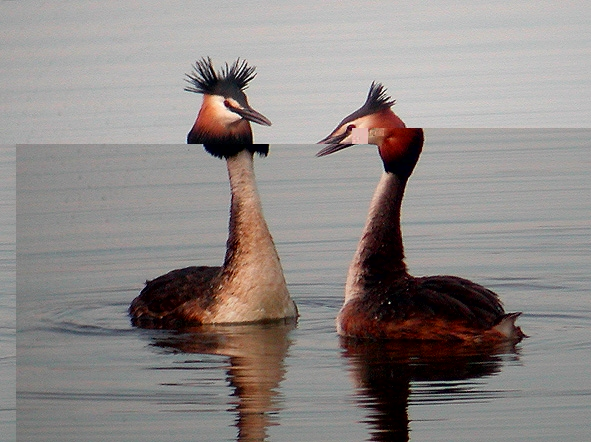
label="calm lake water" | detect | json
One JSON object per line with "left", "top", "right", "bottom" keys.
{"left": 4, "top": 2, "right": 590, "bottom": 440}
{"left": 16, "top": 130, "right": 591, "bottom": 441}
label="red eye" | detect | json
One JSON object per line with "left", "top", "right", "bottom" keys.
{"left": 347, "top": 124, "right": 356, "bottom": 132}
{"left": 223, "top": 99, "right": 231, "bottom": 108}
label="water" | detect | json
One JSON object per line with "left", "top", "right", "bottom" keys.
{"left": 0, "top": 147, "right": 15, "bottom": 442}
{"left": 1, "top": 2, "right": 590, "bottom": 145}
{"left": 3, "top": 3, "right": 590, "bottom": 440}
{"left": 15, "top": 130, "right": 591, "bottom": 441}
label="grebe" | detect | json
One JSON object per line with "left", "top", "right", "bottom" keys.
{"left": 129, "top": 57, "right": 297, "bottom": 327}
{"left": 317, "top": 82, "right": 524, "bottom": 342}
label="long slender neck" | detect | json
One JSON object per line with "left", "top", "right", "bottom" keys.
{"left": 216, "top": 149, "right": 293, "bottom": 324}
{"left": 223, "top": 150, "right": 278, "bottom": 272}
{"left": 345, "top": 171, "right": 408, "bottom": 302}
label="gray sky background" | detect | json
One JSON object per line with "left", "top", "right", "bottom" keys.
{"left": 2, "top": 1, "right": 590, "bottom": 144}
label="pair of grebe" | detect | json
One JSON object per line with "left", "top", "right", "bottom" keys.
{"left": 129, "top": 58, "right": 524, "bottom": 343}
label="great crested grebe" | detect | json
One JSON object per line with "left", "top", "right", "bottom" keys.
{"left": 317, "top": 82, "right": 524, "bottom": 342}
{"left": 129, "top": 57, "right": 297, "bottom": 327}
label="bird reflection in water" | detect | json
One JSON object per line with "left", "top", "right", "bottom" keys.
{"left": 147, "top": 319, "right": 295, "bottom": 441}
{"left": 341, "top": 339, "right": 521, "bottom": 441}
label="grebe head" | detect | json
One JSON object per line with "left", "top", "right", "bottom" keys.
{"left": 185, "top": 57, "right": 271, "bottom": 158}
{"left": 317, "top": 82, "right": 423, "bottom": 179}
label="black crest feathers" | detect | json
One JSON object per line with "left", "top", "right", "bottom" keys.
{"left": 336, "top": 82, "right": 396, "bottom": 127}
{"left": 364, "top": 82, "right": 396, "bottom": 112}
{"left": 184, "top": 57, "right": 257, "bottom": 95}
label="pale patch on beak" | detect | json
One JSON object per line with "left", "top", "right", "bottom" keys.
{"left": 316, "top": 127, "right": 389, "bottom": 157}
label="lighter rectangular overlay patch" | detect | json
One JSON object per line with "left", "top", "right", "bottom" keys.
{"left": 351, "top": 127, "right": 368, "bottom": 144}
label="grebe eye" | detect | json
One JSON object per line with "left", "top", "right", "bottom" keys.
{"left": 223, "top": 99, "right": 231, "bottom": 108}
{"left": 346, "top": 124, "right": 356, "bottom": 132}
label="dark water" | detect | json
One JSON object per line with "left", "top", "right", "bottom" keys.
{"left": 0, "top": 146, "right": 16, "bottom": 442}
{"left": 16, "top": 130, "right": 591, "bottom": 441}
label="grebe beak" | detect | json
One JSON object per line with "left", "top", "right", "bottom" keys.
{"left": 316, "top": 142, "right": 353, "bottom": 157}
{"left": 316, "top": 132, "right": 353, "bottom": 157}
{"left": 228, "top": 102, "right": 272, "bottom": 126}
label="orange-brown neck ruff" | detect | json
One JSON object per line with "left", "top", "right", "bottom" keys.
{"left": 378, "top": 128, "right": 423, "bottom": 177}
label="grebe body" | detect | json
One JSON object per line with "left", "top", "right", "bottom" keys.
{"left": 318, "top": 83, "right": 524, "bottom": 342}
{"left": 129, "top": 58, "right": 297, "bottom": 328}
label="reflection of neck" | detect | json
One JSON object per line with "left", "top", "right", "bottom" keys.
{"left": 232, "top": 354, "right": 283, "bottom": 441}
{"left": 363, "top": 364, "right": 411, "bottom": 442}
{"left": 344, "top": 342, "right": 413, "bottom": 442}
{"left": 345, "top": 171, "right": 408, "bottom": 303}
{"left": 225, "top": 324, "right": 292, "bottom": 441}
